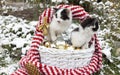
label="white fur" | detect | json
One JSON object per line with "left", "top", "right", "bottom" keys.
{"left": 71, "top": 25, "right": 95, "bottom": 49}
{"left": 49, "top": 9, "right": 72, "bottom": 42}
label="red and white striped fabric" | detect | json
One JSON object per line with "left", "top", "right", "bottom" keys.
{"left": 11, "top": 5, "right": 102, "bottom": 75}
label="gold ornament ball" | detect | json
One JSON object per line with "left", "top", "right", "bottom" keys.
{"left": 45, "top": 42, "right": 51, "bottom": 48}
{"left": 74, "top": 47, "right": 81, "bottom": 50}
{"left": 67, "top": 46, "right": 75, "bottom": 50}
{"left": 51, "top": 43, "right": 56, "bottom": 48}
{"left": 57, "top": 45, "right": 65, "bottom": 49}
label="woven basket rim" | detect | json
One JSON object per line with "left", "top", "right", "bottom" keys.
{"left": 39, "top": 45, "right": 95, "bottom": 54}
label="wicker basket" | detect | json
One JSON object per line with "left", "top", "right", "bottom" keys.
{"left": 39, "top": 44, "right": 95, "bottom": 69}
{"left": 11, "top": 5, "right": 102, "bottom": 75}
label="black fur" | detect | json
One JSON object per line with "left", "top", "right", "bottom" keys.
{"left": 73, "top": 28, "right": 79, "bottom": 32}
{"left": 61, "top": 9, "right": 70, "bottom": 20}
{"left": 81, "top": 17, "right": 99, "bottom": 31}
{"left": 65, "top": 39, "right": 72, "bottom": 45}
{"left": 53, "top": 8, "right": 59, "bottom": 18}
{"left": 53, "top": 8, "right": 59, "bottom": 12}
{"left": 97, "top": 0, "right": 102, "bottom": 3}
{"left": 55, "top": 13, "right": 57, "bottom": 18}
{"left": 92, "top": 20, "right": 99, "bottom": 31}
{"left": 81, "top": 17, "right": 95, "bottom": 29}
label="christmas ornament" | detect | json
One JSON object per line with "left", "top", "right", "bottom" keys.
{"left": 51, "top": 43, "right": 56, "bottom": 48}
{"left": 43, "top": 41, "right": 81, "bottom": 50}
{"left": 57, "top": 44, "right": 65, "bottom": 49}
{"left": 44, "top": 41, "right": 51, "bottom": 48}
{"left": 25, "top": 63, "right": 40, "bottom": 75}
{"left": 67, "top": 45, "right": 75, "bottom": 50}
{"left": 64, "top": 43, "right": 69, "bottom": 50}
{"left": 56, "top": 41, "right": 66, "bottom": 49}
{"left": 38, "top": 17, "right": 49, "bottom": 35}
{"left": 74, "top": 47, "right": 81, "bottom": 50}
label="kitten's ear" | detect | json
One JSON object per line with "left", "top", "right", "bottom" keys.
{"left": 92, "top": 18, "right": 99, "bottom": 31}
{"left": 94, "top": 18, "right": 98, "bottom": 26}
{"left": 65, "top": 9, "right": 70, "bottom": 15}
{"left": 53, "top": 8, "right": 59, "bottom": 13}
{"left": 81, "top": 17, "right": 92, "bottom": 26}
{"left": 81, "top": 17, "right": 99, "bottom": 29}
{"left": 86, "top": 17, "right": 98, "bottom": 26}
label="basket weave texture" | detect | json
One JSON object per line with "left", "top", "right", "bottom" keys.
{"left": 40, "top": 45, "right": 95, "bottom": 69}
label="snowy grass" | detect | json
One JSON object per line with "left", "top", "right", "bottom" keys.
{"left": 0, "top": 15, "right": 37, "bottom": 74}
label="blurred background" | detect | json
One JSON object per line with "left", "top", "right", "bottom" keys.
{"left": 0, "top": 0, "right": 120, "bottom": 75}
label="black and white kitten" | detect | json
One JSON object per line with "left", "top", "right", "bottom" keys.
{"left": 71, "top": 17, "right": 99, "bottom": 49}
{"left": 48, "top": 8, "right": 72, "bottom": 42}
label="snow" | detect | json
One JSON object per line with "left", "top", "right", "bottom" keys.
{"left": 52, "top": 0, "right": 62, "bottom": 2}
{"left": 21, "top": 45, "right": 30, "bottom": 55}
{"left": 0, "top": 15, "right": 37, "bottom": 46}
{"left": 2, "top": 1, "right": 33, "bottom": 12}
{"left": 11, "top": 38, "right": 27, "bottom": 48}
{"left": 0, "top": 45, "right": 4, "bottom": 53}
{"left": 84, "top": 0, "right": 91, "bottom": 2}
{"left": 0, "top": 63, "right": 18, "bottom": 75}
{"left": 102, "top": 47, "right": 113, "bottom": 62}
{"left": 0, "top": 15, "right": 37, "bottom": 74}
{"left": 97, "top": 28, "right": 114, "bottom": 62}
{"left": 105, "top": 1, "right": 113, "bottom": 6}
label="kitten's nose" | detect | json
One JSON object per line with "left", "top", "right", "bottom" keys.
{"left": 57, "top": 21, "right": 61, "bottom": 23}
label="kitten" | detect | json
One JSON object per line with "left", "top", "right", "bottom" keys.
{"left": 71, "top": 17, "right": 99, "bottom": 49}
{"left": 48, "top": 8, "right": 72, "bottom": 42}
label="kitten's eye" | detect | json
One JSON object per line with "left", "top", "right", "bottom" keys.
{"left": 55, "top": 14, "right": 57, "bottom": 18}
{"left": 61, "top": 16, "right": 69, "bottom": 20}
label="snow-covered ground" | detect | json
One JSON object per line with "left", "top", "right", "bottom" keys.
{"left": 0, "top": 15, "right": 37, "bottom": 74}
{"left": 0, "top": 15, "right": 119, "bottom": 74}
{"left": 0, "top": 63, "right": 18, "bottom": 75}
